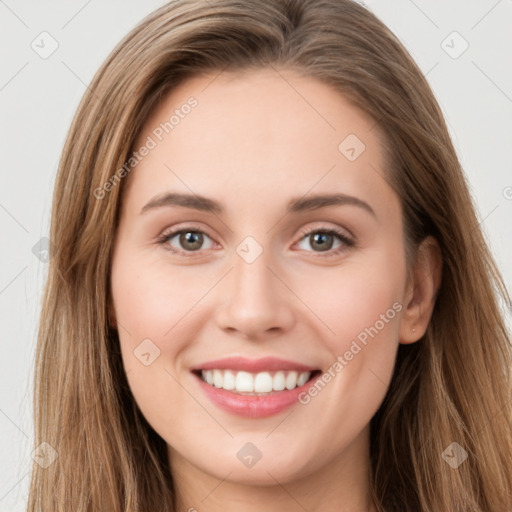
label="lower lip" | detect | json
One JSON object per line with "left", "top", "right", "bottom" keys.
{"left": 195, "top": 373, "right": 320, "bottom": 418}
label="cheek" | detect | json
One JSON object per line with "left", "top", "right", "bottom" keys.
{"left": 305, "top": 252, "right": 405, "bottom": 351}
{"left": 297, "top": 249, "right": 405, "bottom": 413}
{"left": 110, "top": 253, "right": 210, "bottom": 441}
{"left": 110, "top": 249, "right": 194, "bottom": 399}
{"left": 111, "top": 247, "right": 208, "bottom": 344}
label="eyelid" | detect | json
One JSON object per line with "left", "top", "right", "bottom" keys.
{"left": 293, "top": 225, "right": 355, "bottom": 257}
{"left": 157, "top": 222, "right": 355, "bottom": 256}
{"left": 158, "top": 222, "right": 213, "bottom": 239}
{"left": 295, "top": 223, "right": 354, "bottom": 242}
{"left": 155, "top": 223, "right": 215, "bottom": 256}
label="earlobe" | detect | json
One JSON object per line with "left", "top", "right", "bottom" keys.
{"left": 399, "top": 236, "right": 442, "bottom": 344}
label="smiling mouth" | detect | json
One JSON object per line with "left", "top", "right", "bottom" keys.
{"left": 192, "top": 369, "right": 321, "bottom": 395}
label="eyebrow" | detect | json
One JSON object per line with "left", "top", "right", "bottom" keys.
{"left": 140, "top": 192, "right": 376, "bottom": 217}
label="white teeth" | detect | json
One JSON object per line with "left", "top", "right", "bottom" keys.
{"left": 273, "top": 371, "right": 286, "bottom": 391}
{"left": 223, "top": 370, "right": 236, "bottom": 390}
{"left": 199, "top": 369, "right": 312, "bottom": 394}
{"left": 254, "top": 372, "right": 273, "bottom": 393}
{"left": 296, "top": 372, "right": 309, "bottom": 387}
{"left": 213, "top": 369, "right": 223, "bottom": 388}
{"left": 285, "top": 371, "right": 298, "bottom": 390}
{"left": 235, "top": 371, "right": 254, "bottom": 392}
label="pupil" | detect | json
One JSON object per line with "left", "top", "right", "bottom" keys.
{"left": 181, "top": 231, "right": 203, "bottom": 250}
{"left": 312, "top": 232, "right": 332, "bottom": 251}
{"left": 177, "top": 231, "right": 334, "bottom": 252}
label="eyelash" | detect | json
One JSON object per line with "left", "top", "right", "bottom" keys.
{"left": 156, "top": 225, "right": 355, "bottom": 257}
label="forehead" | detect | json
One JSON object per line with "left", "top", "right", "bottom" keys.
{"left": 123, "top": 68, "right": 394, "bottom": 220}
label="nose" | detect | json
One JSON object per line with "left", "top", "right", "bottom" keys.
{"left": 214, "top": 249, "right": 296, "bottom": 340}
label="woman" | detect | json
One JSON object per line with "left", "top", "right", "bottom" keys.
{"left": 28, "top": 0, "right": 512, "bottom": 510}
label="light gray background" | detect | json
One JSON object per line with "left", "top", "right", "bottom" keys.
{"left": 1, "top": 1, "right": 511, "bottom": 510}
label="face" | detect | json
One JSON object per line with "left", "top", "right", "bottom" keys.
{"left": 110, "top": 68, "right": 409, "bottom": 487}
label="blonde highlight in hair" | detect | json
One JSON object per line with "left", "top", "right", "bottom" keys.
{"left": 28, "top": 1, "right": 512, "bottom": 510}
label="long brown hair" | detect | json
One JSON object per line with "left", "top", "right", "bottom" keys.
{"left": 28, "top": 0, "right": 512, "bottom": 510}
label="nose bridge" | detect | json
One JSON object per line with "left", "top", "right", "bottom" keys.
{"left": 231, "top": 242, "right": 278, "bottom": 308}
{"left": 214, "top": 239, "right": 295, "bottom": 337}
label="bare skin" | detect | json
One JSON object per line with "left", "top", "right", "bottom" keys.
{"left": 110, "top": 68, "right": 441, "bottom": 512}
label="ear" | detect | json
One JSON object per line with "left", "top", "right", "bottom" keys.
{"left": 400, "top": 236, "right": 442, "bottom": 344}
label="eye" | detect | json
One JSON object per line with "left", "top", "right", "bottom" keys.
{"left": 295, "top": 227, "right": 354, "bottom": 255}
{"left": 157, "top": 227, "right": 216, "bottom": 254}
{"left": 157, "top": 225, "right": 354, "bottom": 257}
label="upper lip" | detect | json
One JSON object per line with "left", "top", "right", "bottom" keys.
{"left": 191, "top": 356, "right": 317, "bottom": 373}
